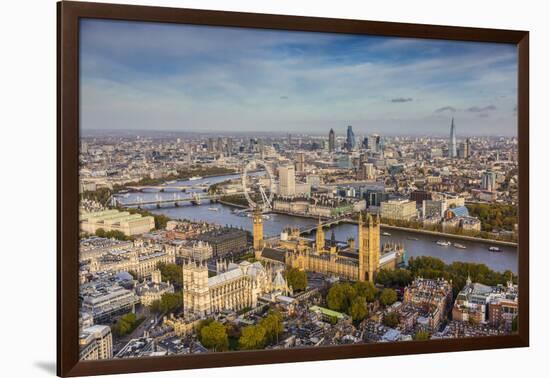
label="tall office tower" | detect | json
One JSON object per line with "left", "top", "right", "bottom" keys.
{"left": 346, "top": 125, "right": 356, "bottom": 151}
{"left": 459, "top": 138, "right": 470, "bottom": 159}
{"left": 368, "top": 134, "right": 380, "bottom": 152}
{"left": 362, "top": 137, "right": 369, "bottom": 149}
{"left": 226, "top": 138, "right": 233, "bottom": 156}
{"left": 287, "top": 133, "right": 292, "bottom": 145}
{"left": 278, "top": 164, "right": 296, "bottom": 197}
{"left": 328, "top": 128, "right": 336, "bottom": 153}
{"left": 359, "top": 163, "right": 375, "bottom": 180}
{"left": 449, "top": 118, "right": 457, "bottom": 158}
{"left": 208, "top": 137, "right": 216, "bottom": 152}
{"left": 481, "top": 170, "right": 497, "bottom": 192}
{"left": 295, "top": 152, "right": 305, "bottom": 172}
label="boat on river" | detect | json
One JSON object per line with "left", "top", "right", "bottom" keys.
{"left": 407, "top": 237, "right": 419, "bottom": 241}
{"left": 208, "top": 207, "right": 219, "bottom": 211}
{"left": 189, "top": 176, "right": 202, "bottom": 181}
{"left": 382, "top": 232, "right": 391, "bottom": 236}
{"left": 454, "top": 243, "right": 467, "bottom": 249}
{"left": 489, "top": 246, "right": 502, "bottom": 252}
{"left": 436, "top": 240, "right": 451, "bottom": 247}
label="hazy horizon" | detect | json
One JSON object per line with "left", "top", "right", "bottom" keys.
{"left": 80, "top": 19, "right": 518, "bottom": 136}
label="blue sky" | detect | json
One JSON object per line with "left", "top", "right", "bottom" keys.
{"left": 80, "top": 19, "right": 518, "bottom": 136}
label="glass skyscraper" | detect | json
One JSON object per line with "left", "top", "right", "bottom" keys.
{"left": 449, "top": 118, "right": 457, "bottom": 158}
{"left": 346, "top": 125, "right": 356, "bottom": 151}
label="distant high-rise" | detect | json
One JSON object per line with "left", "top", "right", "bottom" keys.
{"left": 449, "top": 118, "right": 457, "bottom": 158}
{"left": 459, "top": 138, "right": 470, "bottom": 159}
{"left": 362, "top": 137, "right": 369, "bottom": 149}
{"left": 368, "top": 134, "right": 380, "bottom": 152}
{"left": 346, "top": 125, "right": 356, "bottom": 151}
{"left": 328, "top": 128, "right": 336, "bottom": 153}
{"left": 279, "top": 164, "right": 296, "bottom": 197}
{"left": 481, "top": 170, "right": 497, "bottom": 192}
{"left": 295, "top": 152, "right": 305, "bottom": 172}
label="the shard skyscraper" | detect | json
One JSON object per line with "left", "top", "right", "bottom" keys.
{"left": 449, "top": 118, "right": 457, "bottom": 158}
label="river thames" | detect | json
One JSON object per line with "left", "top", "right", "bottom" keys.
{"left": 117, "top": 175, "right": 518, "bottom": 274}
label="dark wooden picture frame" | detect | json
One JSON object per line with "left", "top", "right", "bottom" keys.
{"left": 57, "top": 1, "right": 529, "bottom": 376}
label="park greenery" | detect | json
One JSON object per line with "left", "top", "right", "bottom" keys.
{"left": 149, "top": 292, "right": 182, "bottom": 314}
{"left": 198, "top": 320, "right": 229, "bottom": 352}
{"left": 156, "top": 262, "right": 183, "bottom": 288}
{"left": 466, "top": 202, "right": 517, "bottom": 232}
{"left": 239, "top": 311, "right": 284, "bottom": 350}
{"left": 413, "top": 330, "right": 430, "bottom": 341}
{"left": 379, "top": 288, "right": 398, "bottom": 307}
{"left": 94, "top": 228, "right": 132, "bottom": 241}
{"left": 239, "top": 325, "right": 267, "bottom": 350}
{"left": 375, "top": 268, "right": 414, "bottom": 288}
{"left": 326, "top": 281, "right": 378, "bottom": 322}
{"left": 126, "top": 208, "right": 171, "bottom": 230}
{"left": 285, "top": 268, "right": 308, "bottom": 292}
{"left": 196, "top": 311, "right": 284, "bottom": 352}
{"left": 219, "top": 194, "right": 250, "bottom": 207}
{"left": 112, "top": 313, "right": 144, "bottom": 337}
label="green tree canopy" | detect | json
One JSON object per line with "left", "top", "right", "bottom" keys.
{"left": 200, "top": 321, "right": 229, "bottom": 352}
{"left": 239, "top": 325, "right": 267, "bottom": 350}
{"left": 285, "top": 268, "right": 308, "bottom": 291}
{"left": 379, "top": 288, "right": 398, "bottom": 307}
{"left": 150, "top": 292, "right": 182, "bottom": 314}
{"left": 349, "top": 296, "right": 368, "bottom": 322}
{"left": 382, "top": 312, "right": 399, "bottom": 328}
{"left": 354, "top": 281, "right": 378, "bottom": 302}
{"left": 414, "top": 330, "right": 430, "bottom": 341}
{"left": 259, "top": 311, "right": 284, "bottom": 344}
{"left": 376, "top": 268, "right": 413, "bottom": 288}
{"left": 156, "top": 262, "right": 183, "bottom": 288}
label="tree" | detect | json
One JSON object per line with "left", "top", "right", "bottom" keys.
{"left": 285, "top": 268, "right": 307, "bottom": 291}
{"left": 414, "top": 330, "right": 430, "bottom": 341}
{"left": 354, "top": 281, "right": 378, "bottom": 302}
{"left": 94, "top": 228, "right": 130, "bottom": 241}
{"left": 327, "top": 283, "right": 356, "bottom": 313}
{"left": 200, "top": 321, "right": 229, "bottom": 352}
{"left": 112, "top": 313, "right": 142, "bottom": 337}
{"left": 259, "top": 311, "right": 283, "bottom": 344}
{"left": 150, "top": 292, "right": 182, "bottom": 314}
{"left": 382, "top": 312, "right": 399, "bottom": 328}
{"left": 376, "top": 268, "right": 413, "bottom": 288}
{"left": 379, "top": 288, "right": 398, "bottom": 307}
{"left": 349, "top": 297, "right": 368, "bottom": 322}
{"left": 239, "top": 325, "right": 267, "bottom": 350}
{"left": 156, "top": 262, "right": 183, "bottom": 288}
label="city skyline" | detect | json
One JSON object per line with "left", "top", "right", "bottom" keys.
{"left": 80, "top": 19, "right": 518, "bottom": 136}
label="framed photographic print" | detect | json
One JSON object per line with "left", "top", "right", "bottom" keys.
{"left": 57, "top": 1, "right": 529, "bottom": 376}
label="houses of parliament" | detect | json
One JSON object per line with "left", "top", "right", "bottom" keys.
{"left": 254, "top": 209, "right": 405, "bottom": 282}
{"left": 179, "top": 209, "right": 404, "bottom": 319}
